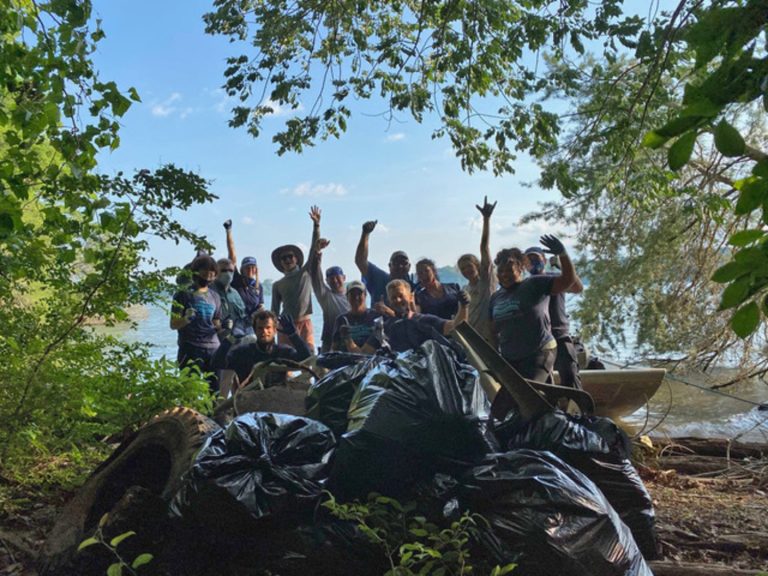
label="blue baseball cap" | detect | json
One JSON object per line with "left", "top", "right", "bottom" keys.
{"left": 524, "top": 246, "right": 545, "bottom": 256}
{"left": 241, "top": 256, "right": 258, "bottom": 268}
{"left": 325, "top": 265, "right": 344, "bottom": 278}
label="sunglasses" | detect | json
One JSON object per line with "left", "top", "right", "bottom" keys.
{"left": 280, "top": 253, "right": 296, "bottom": 261}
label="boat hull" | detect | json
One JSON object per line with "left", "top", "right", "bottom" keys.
{"left": 554, "top": 368, "right": 666, "bottom": 419}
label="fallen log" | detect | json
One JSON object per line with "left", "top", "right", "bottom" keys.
{"left": 658, "top": 530, "right": 768, "bottom": 554}
{"left": 649, "top": 560, "right": 767, "bottom": 575}
{"left": 651, "top": 437, "right": 768, "bottom": 460}
{"left": 656, "top": 455, "right": 738, "bottom": 475}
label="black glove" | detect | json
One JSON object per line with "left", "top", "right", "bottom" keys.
{"left": 183, "top": 308, "right": 197, "bottom": 323}
{"left": 223, "top": 219, "right": 232, "bottom": 230}
{"left": 457, "top": 290, "right": 471, "bottom": 306}
{"left": 540, "top": 234, "right": 566, "bottom": 256}
{"left": 362, "top": 220, "right": 377, "bottom": 234}
{"left": 277, "top": 313, "right": 296, "bottom": 336}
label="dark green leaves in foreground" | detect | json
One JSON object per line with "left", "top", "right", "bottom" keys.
{"left": 641, "top": 1, "right": 768, "bottom": 339}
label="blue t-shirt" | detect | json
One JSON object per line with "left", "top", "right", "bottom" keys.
{"left": 172, "top": 288, "right": 222, "bottom": 348}
{"left": 233, "top": 268, "right": 264, "bottom": 317}
{"left": 489, "top": 276, "right": 554, "bottom": 361}
{"left": 383, "top": 313, "right": 447, "bottom": 353}
{"left": 415, "top": 282, "right": 461, "bottom": 319}
{"left": 332, "top": 309, "right": 382, "bottom": 349}
{"left": 362, "top": 262, "right": 416, "bottom": 306}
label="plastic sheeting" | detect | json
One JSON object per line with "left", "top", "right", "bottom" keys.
{"left": 328, "top": 340, "right": 490, "bottom": 500}
{"left": 170, "top": 412, "right": 335, "bottom": 528}
{"left": 457, "top": 450, "right": 652, "bottom": 576}
{"left": 495, "top": 410, "right": 658, "bottom": 559}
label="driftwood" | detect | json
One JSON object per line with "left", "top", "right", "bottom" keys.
{"left": 658, "top": 528, "right": 768, "bottom": 554}
{"left": 649, "top": 560, "right": 767, "bottom": 575}
{"left": 651, "top": 437, "right": 768, "bottom": 460}
{"left": 656, "top": 455, "right": 742, "bottom": 475}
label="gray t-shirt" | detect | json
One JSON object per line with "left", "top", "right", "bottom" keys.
{"left": 310, "top": 253, "right": 350, "bottom": 350}
{"left": 489, "top": 276, "right": 554, "bottom": 361}
{"left": 272, "top": 266, "right": 313, "bottom": 319}
{"left": 465, "top": 260, "right": 496, "bottom": 342}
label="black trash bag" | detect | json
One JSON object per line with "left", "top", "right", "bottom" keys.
{"left": 494, "top": 411, "right": 658, "bottom": 559}
{"left": 315, "top": 351, "right": 371, "bottom": 371}
{"left": 328, "top": 340, "right": 491, "bottom": 500}
{"left": 306, "top": 354, "right": 389, "bottom": 436}
{"left": 459, "top": 450, "right": 652, "bottom": 576}
{"left": 170, "top": 412, "right": 335, "bottom": 530}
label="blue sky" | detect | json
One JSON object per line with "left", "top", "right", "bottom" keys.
{"left": 91, "top": 0, "right": 591, "bottom": 281}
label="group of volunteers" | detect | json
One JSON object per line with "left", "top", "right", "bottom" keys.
{"left": 170, "top": 198, "right": 584, "bottom": 397}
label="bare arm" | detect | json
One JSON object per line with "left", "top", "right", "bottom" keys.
{"left": 551, "top": 253, "right": 577, "bottom": 294}
{"left": 271, "top": 283, "right": 282, "bottom": 315}
{"left": 225, "top": 226, "right": 236, "bottom": 263}
{"left": 443, "top": 301, "right": 469, "bottom": 335}
{"left": 566, "top": 267, "right": 584, "bottom": 294}
{"left": 309, "top": 239, "right": 330, "bottom": 300}
{"left": 303, "top": 205, "right": 321, "bottom": 274}
{"left": 355, "top": 220, "right": 377, "bottom": 276}
{"left": 476, "top": 196, "right": 496, "bottom": 279}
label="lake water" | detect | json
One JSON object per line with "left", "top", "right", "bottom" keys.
{"left": 100, "top": 302, "right": 768, "bottom": 443}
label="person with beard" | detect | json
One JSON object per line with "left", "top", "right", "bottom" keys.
{"left": 331, "top": 280, "right": 381, "bottom": 352}
{"left": 524, "top": 246, "right": 584, "bottom": 389}
{"left": 224, "top": 219, "right": 264, "bottom": 317}
{"left": 170, "top": 255, "right": 222, "bottom": 391}
{"left": 226, "top": 310, "right": 311, "bottom": 388}
{"left": 362, "top": 279, "right": 470, "bottom": 353}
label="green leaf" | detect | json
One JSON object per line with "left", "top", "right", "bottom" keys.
{"left": 752, "top": 160, "right": 768, "bottom": 178}
{"left": 77, "top": 537, "right": 99, "bottom": 552}
{"left": 656, "top": 115, "right": 701, "bottom": 138}
{"left": 131, "top": 553, "right": 154, "bottom": 569}
{"left": 728, "top": 230, "right": 764, "bottom": 247}
{"left": 641, "top": 130, "right": 668, "bottom": 149}
{"left": 719, "top": 277, "right": 751, "bottom": 310}
{"left": 712, "top": 261, "right": 748, "bottom": 283}
{"left": 714, "top": 120, "right": 745, "bottom": 157}
{"left": 680, "top": 99, "right": 721, "bottom": 118}
{"left": 109, "top": 531, "right": 136, "bottom": 548}
{"left": 735, "top": 178, "right": 768, "bottom": 215}
{"left": 731, "top": 301, "right": 760, "bottom": 337}
{"left": 107, "top": 562, "right": 123, "bottom": 576}
{"left": 668, "top": 131, "right": 697, "bottom": 171}
{"left": 128, "top": 87, "right": 142, "bottom": 102}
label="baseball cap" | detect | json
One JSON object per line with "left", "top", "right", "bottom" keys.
{"left": 524, "top": 246, "right": 545, "bottom": 256}
{"left": 346, "top": 280, "right": 366, "bottom": 294}
{"left": 241, "top": 256, "right": 258, "bottom": 268}
{"left": 326, "top": 265, "right": 344, "bottom": 278}
{"left": 389, "top": 250, "right": 409, "bottom": 262}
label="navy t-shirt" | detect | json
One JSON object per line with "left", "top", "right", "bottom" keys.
{"left": 382, "top": 313, "right": 447, "bottom": 353}
{"left": 362, "top": 262, "right": 417, "bottom": 306}
{"left": 489, "top": 276, "right": 554, "bottom": 361}
{"left": 415, "top": 282, "right": 461, "bottom": 319}
{"left": 225, "top": 335, "right": 311, "bottom": 387}
{"left": 332, "top": 309, "right": 382, "bottom": 349}
{"left": 172, "top": 288, "right": 221, "bottom": 348}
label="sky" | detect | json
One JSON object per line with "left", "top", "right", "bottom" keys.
{"left": 88, "top": 0, "right": 621, "bottom": 281}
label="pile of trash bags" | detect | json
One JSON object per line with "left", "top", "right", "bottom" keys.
{"left": 169, "top": 341, "right": 656, "bottom": 576}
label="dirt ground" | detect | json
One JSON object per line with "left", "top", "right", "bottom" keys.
{"left": 1, "top": 446, "right": 767, "bottom": 575}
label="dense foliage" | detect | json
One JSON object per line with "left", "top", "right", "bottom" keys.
{"left": 0, "top": 1, "right": 215, "bottom": 475}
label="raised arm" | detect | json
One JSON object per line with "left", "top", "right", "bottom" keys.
{"left": 271, "top": 283, "right": 282, "bottom": 315}
{"left": 278, "top": 314, "right": 312, "bottom": 360}
{"left": 476, "top": 196, "right": 496, "bottom": 277}
{"left": 309, "top": 238, "right": 331, "bottom": 300}
{"left": 355, "top": 220, "right": 377, "bottom": 277}
{"left": 304, "top": 205, "right": 322, "bottom": 274}
{"left": 223, "top": 219, "right": 236, "bottom": 263}
{"left": 540, "top": 235, "right": 576, "bottom": 294}
{"left": 443, "top": 290, "right": 470, "bottom": 334}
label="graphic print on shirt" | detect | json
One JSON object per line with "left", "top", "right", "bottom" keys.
{"left": 491, "top": 295, "right": 523, "bottom": 322}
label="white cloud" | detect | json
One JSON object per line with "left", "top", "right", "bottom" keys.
{"left": 385, "top": 132, "right": 406, "bottom": 142}
{"left": 282, "top": 181, "right": 348, "bottom": 197}
{"left": 150, "top": 93, "right": 184, "bottom": 117}
{"left": 261, "top": 99, "right": 304, "bottom": 118}
{"left": 242, "top": 216, "right": 254, "bottom": 225}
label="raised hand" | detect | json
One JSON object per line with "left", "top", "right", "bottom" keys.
{"left": 540, "top": 234, "right": 566, "bottom": 256}
{"left": 315, "top": 237, "right": 331, "bottom": 253}
{"left": 223, "top": 219, "right": 232, "bottom": 230}
{"left": 362, "top": 220, "right": 377, "bottom": 234}
{"left": 475, "top": 196, "right": 497, "bottom": 219}
{"left": 309, "top": 205, "right": 322, "bottom": 225}
{"left": 277, "top": 313, "right": 296, "bottom": 335}
{"left": 457, "top": 290, "right": 471, "bottom": 306}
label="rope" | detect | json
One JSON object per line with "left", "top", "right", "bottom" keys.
{"left": 599, "top": 357, "right": 767, "bottom": 409}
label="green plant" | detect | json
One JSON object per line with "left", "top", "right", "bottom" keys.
{"left": 322, "top": 492, "right": 516, "bottom": 576}
{"left": 78, "top": 514, "right": 153, "bottom": 576}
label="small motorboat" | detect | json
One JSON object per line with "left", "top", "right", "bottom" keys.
{"left": 555, "top": 368, "right": 666, "bottom": 420}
